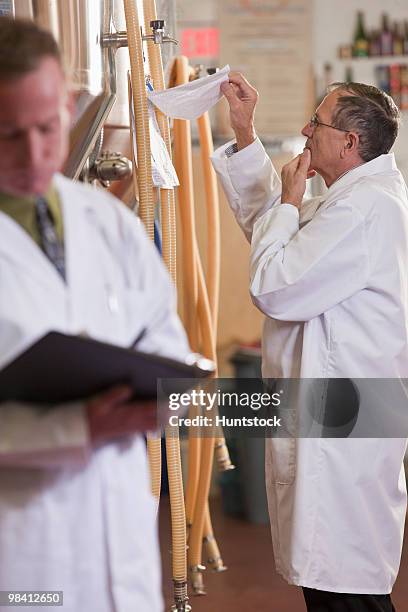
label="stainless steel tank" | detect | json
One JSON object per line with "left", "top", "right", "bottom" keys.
{"left": 11, "top": 0, "right": 177, "bottom": 179}
{"left": 13, "top": 0, "right": 117, "bottom": 179}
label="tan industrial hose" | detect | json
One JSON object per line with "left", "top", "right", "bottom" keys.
{"left": 195, "top": 115, "right": 233, "bottom": 568}
{"left": 196, "top": 112, "right": 220, "bottom": 328}
{"left": 172, "top": 57, "right": 199, "bottom": 351}
{"left": 169, "top": 56, "right": 204, "bottom": 539}
{"left": 203, "top": 503, "right": 226, "bottom": 572}
{"left": 185, "top": 412, "right": 201, "bottom": 529}
{"left": 143, "top": 5, "right": 188, "bottom": 608}
{"left": 196, "top": 110, "right": 234, "bottom": 475}
{"left": 165, "top": 427, "right": 187, "bottom": 591}
{"left": 188, "top": 248, "right": 217, "bottom": 593}
{"left": 170, "top": 57, "right": 229, "bottom": 593}
{"left": 123, "top": 0, "right": 154, "bottom": 239}
{"left": 169, "top": 59, "right": 202, "bottom": 545}
{"left": 143, "top": 0, "right": 176, "bottom": 279}
{"left": 124, "top": 0, "right": 161, "bottom": 502}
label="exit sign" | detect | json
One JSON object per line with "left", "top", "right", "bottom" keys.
{"left": 181, "top": 28, "right": 219, "bottom": 58}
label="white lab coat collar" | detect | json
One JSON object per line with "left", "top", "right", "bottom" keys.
{"left": 326, "top": 153, "right": 398, "bottom": 200}
{"left": 54, "top": 173, "right": 101, "bottom": 328}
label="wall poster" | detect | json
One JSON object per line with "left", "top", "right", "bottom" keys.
{"left": 219, "top": 0, "right": 313, "bottom": 138}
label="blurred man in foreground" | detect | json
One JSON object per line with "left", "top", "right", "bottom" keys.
{"left": 0, "top": 17, "right": 189, "bottom": 612}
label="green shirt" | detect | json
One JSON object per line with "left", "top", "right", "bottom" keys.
{"left": 0, "top": 185, "right": 64, "bottom": 247}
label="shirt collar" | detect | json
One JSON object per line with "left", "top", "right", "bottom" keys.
{"left": 0, "top": 183, "right": 58, "bottom": 212}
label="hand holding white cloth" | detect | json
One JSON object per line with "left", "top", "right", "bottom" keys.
{"left": 148, "top": 65, "right": 230, "bottom": 120}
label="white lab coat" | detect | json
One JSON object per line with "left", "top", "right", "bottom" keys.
{"left": 0, "top": 174, "right": 189, "bottom": 612}
{"left": 212, "top": 138, "right": 408, "bottom": 594}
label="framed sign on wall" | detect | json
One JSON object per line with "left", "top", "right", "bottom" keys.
{"left": 218, "top": 0, "right": 314, "bottom": 138}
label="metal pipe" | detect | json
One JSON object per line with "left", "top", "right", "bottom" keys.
{"left": 102, "top": 31, "right": 128, "bottom": 49}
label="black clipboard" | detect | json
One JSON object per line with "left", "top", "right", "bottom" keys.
{"left": 0, "top": 332, "right": 214, "bottom": 404}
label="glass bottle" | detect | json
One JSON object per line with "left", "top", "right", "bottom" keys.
{"left": 380, "top": 13, "right": 393, "bottom": 56}
{"left": 375, "top": 65, "right": 391, "bottom": 94}
{"left": 400, "top": 66, "right": 408, "bottom": 110}
{"left": 368, "top": 30, "right": 381, "bottom": 57}
{"left": 389, "top": 64, "right": 401, "bottom": 108}
{"left": 392, "top": 22, "right": 404, "bottom": 56}
{"left": 353, "top": 11, "right": 369, "bottom": 57}
{"left": 403, "top": 21, "right": 408, "bottom": 56}
{"left": 345, "top": 65, "right": 354, "bottom": 83}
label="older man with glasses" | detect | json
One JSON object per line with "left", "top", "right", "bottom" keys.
{"left": 212, "top": 73, "right": 408, "bottom": 612}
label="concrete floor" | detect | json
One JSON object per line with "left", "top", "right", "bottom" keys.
{"left": 159, "top": 496, "right": 408, "bottom": 612}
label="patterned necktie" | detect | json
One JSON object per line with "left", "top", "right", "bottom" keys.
{"left": 35, "top": 197, "right": 66, "bottom": 281}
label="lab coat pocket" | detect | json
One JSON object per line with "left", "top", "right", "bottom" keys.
{"left": 267, "top": 437, "right": 297, "bottom": 485}
{"left": 264, "top": 379, "right": 297, "bottom": 485}
{"left": 267, "top": 408, "right": 297, "bottom": 485}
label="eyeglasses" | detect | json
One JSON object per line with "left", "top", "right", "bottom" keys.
{"left": 309, "top": 113, "right": 350, "bottom": 132}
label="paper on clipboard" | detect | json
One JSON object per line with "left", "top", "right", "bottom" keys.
{"left": 129, "top": 81, "right": 179, "bottom": 189}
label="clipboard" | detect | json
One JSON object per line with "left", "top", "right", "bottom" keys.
{"left": 0, "top": 332, "right": 214, "bottom": 404}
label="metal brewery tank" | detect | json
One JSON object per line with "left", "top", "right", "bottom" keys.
{"left": 12, "top": 0, "right": 117, "bottom": 179}
{"left": 10, "top": 0, "right": 177, "bottom": 181}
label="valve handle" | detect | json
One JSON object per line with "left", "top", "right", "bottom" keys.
{"left": 150, "top": 19, "right": 165, "bottom": 30}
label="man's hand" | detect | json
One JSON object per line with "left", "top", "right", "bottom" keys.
{"left": 86, "top": 385, "right": 157, "bottom": 444}
{"left": 220, "top": 72, "right": 258, "bottom": 150}
{"left": 281, "top": 149, "right": 315, "bottom": 209}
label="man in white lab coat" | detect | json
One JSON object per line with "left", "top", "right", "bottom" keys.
{"left": 212, "top": 73, "right": 408, "bottom": 611}
{"left": 0, "top": 17, "right": 189, "bottom": 612}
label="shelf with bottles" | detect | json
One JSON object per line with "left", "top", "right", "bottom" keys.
{"left": 318, "top": 58, "right": 408, "bottom": 113}
{"left": 338, "top": 56, "right": 408, "bottom": 67}
{"left": 342, "top": 61, "right": 408, "bottom": 112}
{"left": 329, "top": 60, "right": 408, "bottom": 112}
{"left": 326, "top": 12, "right": 408, "bottom": 113}
{"left": 338, "top": 11, "right": 408, "bottom": 61}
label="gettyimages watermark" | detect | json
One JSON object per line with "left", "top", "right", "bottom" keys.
{"left": 156, "top": 378, "right": 408, "bottom": 438}
{"left": 167, "top": 387, "right": 284, "bottom": 430}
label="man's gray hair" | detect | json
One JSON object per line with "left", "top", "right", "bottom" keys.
{"left": 327, "top": 82, "right": 400, "bottom": 162}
